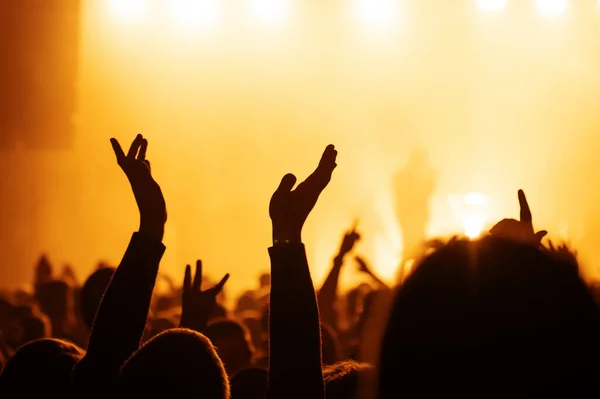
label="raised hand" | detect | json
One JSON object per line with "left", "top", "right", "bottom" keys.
{"left": 269, "top": 145, "right": 338, "bottom": 244}
{"left": 338, "top": 223, "right": 361, "bottom": 258}
{"left": 110, "top": 134, "right": 167, "bottom": 242}
{"left": 490, "top": 189, "right": 547, "bottom": 245}
{"left": 34, "top": 254, "right": 53, "bottom": 291}
{"left": 354, "top": 255, "right": 371, "bottom": 274}
{"left": 180, "top": 260, "right": 230, "bottom": 332}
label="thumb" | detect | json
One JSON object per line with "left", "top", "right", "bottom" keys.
{"left": 535, "top": 230, "right": 548, "bottom": 242}
{"left": 276, "top": 174, "right": 297, "bottom": 193}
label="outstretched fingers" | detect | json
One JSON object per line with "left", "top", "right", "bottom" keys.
{"left": 110, "top": 138, "right": 126, "bottom": 165}
{"left": 184, "top": 264, "right": 192, "bottom": 292}
{"left": 215, "top": 273, "right": 230, "bottom": 292}
{"left": 518, "top": 189, "right": 532, "bottom": 227}
{"left": 137, "top": 138, "right": 148, "bottom": 162}
{"left": 127, "top": 134, "right": 143, "bottom": 159}
{"left": 193, "top": 260, "right": 203, "bottom": 291}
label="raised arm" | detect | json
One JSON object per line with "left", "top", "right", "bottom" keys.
{"left": 73, "top": 135, "right": 167, "bottom": 390}
{"left": 317, "top": 226, "right": 360, "bottom": 329}
{"left": 267, "top": 144, "right": 337, "bottom": 399}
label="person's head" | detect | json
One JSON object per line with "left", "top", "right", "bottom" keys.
{"left": 0, "top": 338, "right": 84, "bottom": 396}
{"left": 259, "top": 273, "right": 270, "bottom": 288}
{"left": 119, "top": 328, "right": 229, "bottom": 398}
{"left": 0, "top": 297, "right": 13, "bottom": 330}
{"left": 230, "top": 368, "right": 267, "bottom": 399}
{"left": 36, "top": 280, "right": 72, "bottom": 326}
{"left": 235, "top": 293, "right": 257, "bottom": 314}
{"left": 205, "top": 320, "right": 254, "bottom": 377}
{"left": 79, "top": 267, "right": 115, "bottom": 329}
{"left": 379, "top": 236, "right": 600, "bottom": 398}
{"left": 324, "top": 360, "right": 375, "bottom": 399}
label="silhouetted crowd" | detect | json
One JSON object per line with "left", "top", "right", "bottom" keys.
{"left": 1, "top": 134, "right": 600, "bottom": 398}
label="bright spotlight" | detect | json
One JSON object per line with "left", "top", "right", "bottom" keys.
{"left": 463, "top": 214, "right": 486, "bottom": 239}
{"left": 170, "top": 0, "right": 221, "bottom": 28}
{"left": 249, "top": 0, "right": 289, "bottom": 23}
{"left": 477, "top": 0, "right": 507, "bottom": 10}
{"left": 536, "top": 0, "right": 567, "bottom": 14}
{"left": 109, "top": 0, "right": 147, "bottom": 20}
{"left": 356, "top": 0, "right": 398, "bottom": 27}
{"left": 460, "top": 193, "right": 488, "bottom": 239}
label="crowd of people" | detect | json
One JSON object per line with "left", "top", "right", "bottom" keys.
{"left": 0, "top": 133, "right": 599, "bottom": 398}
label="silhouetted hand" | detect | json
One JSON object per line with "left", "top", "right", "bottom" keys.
{"left": 270, "top": 145, "right": 338, "bottom": 243}
{"left": 337, "top": 224, "right": 361, "bottom": 258}
{"left": 35, "top": 254, "right": 53, "bottom": 287}
{"left": 490, "top": 189, "right": 547, "bottom": 245}
{"left": 60, "top": 265, "right": 78, "bottom": 286}
{"left": 110, "top": 134, "right": 167, "bottom": 242}
{"left": 354, "top": 255, "right": 371, "bottom": 274}
{"left": 180, "top": 260, "right": 229, "bottom": 332}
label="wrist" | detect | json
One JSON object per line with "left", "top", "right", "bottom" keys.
{"left": 139, "top": 220, "right": 165, "bottom": 242}
{"left": 272, "top": 227, "right": 301, "bottom": 245}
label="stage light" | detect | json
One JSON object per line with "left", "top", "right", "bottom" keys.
{"left": 536, "top": 0, "right": 567, "bottom": 14}
{"left": 477, "top": 0, "right": 507, "bottom": 10}
{"left": 356, "top": 0, "right": 398, "bottom": 27}
{"left": 249, "top": 0, "right": 289, "bottom": 23}
{"left": 461, "top": 193, "right": 488, "bottom": 239}
{"left": 463, "top": 213, "right": 486, "bottom": 239}
{"left": 170, "top": 0, "right": 220, "bottom": 28}
{"left": 109, "top": 0, "right": 147, "bottom": 20}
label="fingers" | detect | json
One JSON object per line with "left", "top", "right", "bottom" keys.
{"left": 127, "top": 134, "right": 143, "bottom": 159}
{"left": 214, "top": 273, "right": 230, "bottom": 292}
{"left": 276, "top": 173, "right": 297, "bottom": 193}
{"left": 137, "top": 138, "right": 148, "bottom": 161}
{"left": 184, "top": 264, "right": 192, "bottom": 291}
{"left": 110, "top": 138, "right": 126, "bottom": 165}
{"left": 518, "top": 189, "right": 532, "bottom": 226}
{"left": 318, "top": 144, "right": 338, "bottom": 172}
{"left": 193, "top": 260, "right": 203, "bottom": 291}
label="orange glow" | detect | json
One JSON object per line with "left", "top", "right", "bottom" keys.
{"left": 4, "top": 0, "right": 600, "bottom": 297}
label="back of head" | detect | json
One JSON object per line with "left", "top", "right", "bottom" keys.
{"left": 0, "top": 338, "right": 84, "bottom": 396}
{"left": 324, "top": 360, "right": 375, "bottom": 399}
{"left": 205, "top": 320, "right": 254, "bottom": 377}
{"left": 379, "top": 236, "right": 600, "bottom": 398}
{"left": 19, "top": 314, "right": 52, "bottom": 346}
{"left": 230, "top": 367, "right": 267, "bottom": 399}
{"left": 119, "top": 328, "right": 229, "bottom": 398}
{"left": 79, "top": 267, "right": 115, "bottom": 329}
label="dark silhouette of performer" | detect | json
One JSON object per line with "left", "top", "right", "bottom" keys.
{"left": 394, "top": 148, "right": 435, "bottom": 263}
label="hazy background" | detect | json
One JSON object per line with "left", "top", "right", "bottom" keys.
{"left": 2, "top": 0, "right": 600, "bottom": 299}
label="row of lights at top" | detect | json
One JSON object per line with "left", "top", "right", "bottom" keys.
{"left": 477, "top": 0, "right": 594, "bottom": 12}
{"left": 109, "top": 0, "right": 599, "bottom": 28}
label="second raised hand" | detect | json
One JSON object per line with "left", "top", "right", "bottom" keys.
{"left": 180, "top": 260, "right": 230, "bottom": 333}
{"left": 110, "top": 134, "right": 167, "bottom": 242}
{"left": 269, "top": 145, "right": 338, "bottom": 244}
